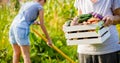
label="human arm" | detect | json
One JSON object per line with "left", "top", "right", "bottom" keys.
{"left": 112, "top": 8, "right": 120, "bottom": 25}
{"left": 38, "top": 9, "right": 52, "bottom": 46}
{"left": 102, "top": 0, "right": 120, "bottom": 26}
{"left": 102, "top": 8, "right": 120, "bottom": 26}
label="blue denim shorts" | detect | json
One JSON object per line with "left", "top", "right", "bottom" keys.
{"left": 9, "top": 26, "right": 30, "bottom": 45}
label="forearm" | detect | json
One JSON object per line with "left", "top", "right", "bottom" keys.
{"left": 112, "top": 8, "right": 120, "bottom": 25}
{"left": 40, "top": 24, "right": 51, "bottom": 40}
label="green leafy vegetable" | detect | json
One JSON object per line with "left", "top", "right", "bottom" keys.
{"left": 95, "top": 21, "right": 104, "bottom": 33}
{"left": 78, "top": 14, "right": 92, "bottom": 23}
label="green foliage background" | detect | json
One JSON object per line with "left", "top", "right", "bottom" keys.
{"left": 0, "top": 0, "right": 120, "bottom": 63}
{"left": 0, "top": 0, "right": 77, "bottom": 63}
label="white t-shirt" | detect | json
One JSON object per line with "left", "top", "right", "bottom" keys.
{"left": 74, "top": 0, "right": 120, "bottom": 55}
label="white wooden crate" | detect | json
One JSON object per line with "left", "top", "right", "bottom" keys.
{"left": 63, "top": 23, "right": 111, "bottom": 45}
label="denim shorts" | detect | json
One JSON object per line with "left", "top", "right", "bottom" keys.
{"left": 9, "top": 26, "right": 30, "bottom": 45}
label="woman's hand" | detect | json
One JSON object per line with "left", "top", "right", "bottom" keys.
{"left": 47, "top": 39, "right": 52, "bottom": 47}
{"left": 33, "top": 21, "right": 41, "bottom": 25}
{"left": 102, "top": 15, "right": 114, "bottom": 26}
{"left": 102, "top": 8, "right": 120, "bottom": 26}
{"left": 70, "top": 17, "right": 79, "bottom": 26}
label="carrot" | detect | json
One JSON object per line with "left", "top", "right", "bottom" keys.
{"left": 87, "top": 17, "right": 100, "bottom": 24}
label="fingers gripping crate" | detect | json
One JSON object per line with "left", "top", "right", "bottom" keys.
{"left": 63, "top": 23, "right": 111, "bottom": 45}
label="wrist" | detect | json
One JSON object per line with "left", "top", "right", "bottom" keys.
{"left": 111, "top": 16, "right": 114, "bottom": 25}
{"left": 37, "top": 21, "right": 41, "bottom": 25}
{"left": 109, "top": 16, "right": 115, "bottom": 25}
{"left": 112, "top": 16, "right": 120, "bottom": 25}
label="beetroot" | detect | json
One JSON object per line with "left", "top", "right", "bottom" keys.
{"left": 90, "top": 12, "right": 103, "bottom": 20}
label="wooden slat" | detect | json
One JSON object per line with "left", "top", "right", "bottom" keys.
{"left": 67, "top": 38, "right": 102, "bottom": 45}
{"left": 65, "top": 27, "right": 109, "bottom": 39}
{"left": 63, "top": 24, "right": 97, "bottom": 32}
{"left": 65, "top": 32, "right": 99, "bottom": 39}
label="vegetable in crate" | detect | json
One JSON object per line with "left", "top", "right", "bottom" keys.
{"left": 90, "top": 12, "right": 103, "bottom": 20}
{"left": 78, "top": 14, "right": 92, "bottom": 23}
{"left": 87, "top": 17, "right": 100, "bottom": 24}
{"left": 70, "top": 17, "right": 79, "bottom": 26}
{"left": 95, "top": 21, "right": 104, "bottom": 33}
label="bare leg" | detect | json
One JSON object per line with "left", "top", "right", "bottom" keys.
{"left": 12, "top": 44, "right": 21, "bottom": 63}
{"left": 20, "top": 45, "right": 31, "bottom": 63}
